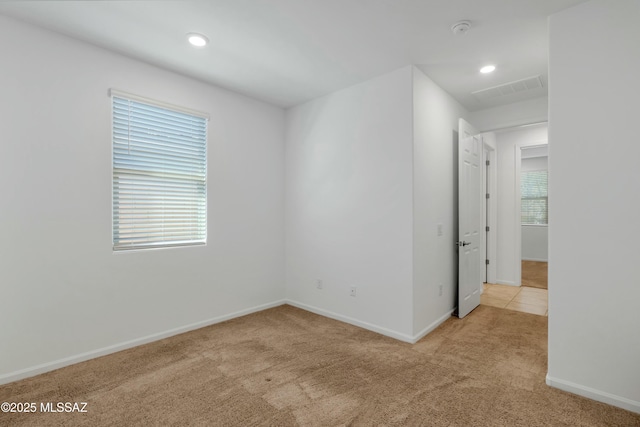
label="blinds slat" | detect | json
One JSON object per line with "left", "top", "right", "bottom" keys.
{"left": 112, "top": 125, "right": 205, "bottom": 146}
{"left": 114, "top": 181, "right": 205, "bottom": 190}
{"left": 113, "top": 159, "right": 205, "bottom": 176}
{"left": 113, "top": 141, "right": 205, "bottom": 161}
{"left": 113, "top": 169, "right": 204, "bottom": 182}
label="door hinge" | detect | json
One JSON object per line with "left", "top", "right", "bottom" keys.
{"left": 485, "top": 226, "right": 490, "bottom": 232}
{"left": 486, "top": 160, "right": 490, "bottom": 166}
{"left": 486, "top": 193, "right": 490, "bottom": 199}
{"left": 486, "top": 259, "right": 490, "bottom": 265}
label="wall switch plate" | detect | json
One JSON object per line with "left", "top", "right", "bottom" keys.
{"left": 438, "top": 284, "right": 443, "bottom": 296}
{"left": 350, "top": 286, "right": 357, "bottom": 297}
{"left": 437, "top": 224, "right": 444, "bottom": 236}
{"left": 316, "top": 279, "right": 323, "bottom": 289}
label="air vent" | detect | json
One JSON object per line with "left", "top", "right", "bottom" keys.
{"left": 472, "top": 76, "right": 543, "bottom": 101}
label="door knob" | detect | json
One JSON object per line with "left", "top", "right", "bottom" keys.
{"left": 456, "top": 241, "right": 471, "bottom": 247}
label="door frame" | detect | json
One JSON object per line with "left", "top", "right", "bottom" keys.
{"left": 515, "top": 140, "right": 548, "bottom": 285}
{"left": 482, "top": 140, "right": 497, "bottom": 285}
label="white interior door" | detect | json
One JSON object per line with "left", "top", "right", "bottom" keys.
{"left": 458, "top": 118, "right": 483, "bottom": 318}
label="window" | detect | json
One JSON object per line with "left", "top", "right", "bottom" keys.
{"left": 521, "top": 170, "right": 548, "bottom": 225}
{"left": 111, "top": 90, "right": 208, "bottom": 251}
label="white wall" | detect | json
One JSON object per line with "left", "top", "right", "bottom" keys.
{"left": 285, "top": 67, "right": 415, "bottom": 340}
{"left": 470, "top": 96, "right": 548, "bottom": 132}
{"left": 412, "top": 67, "right": 468, "bottom": 336}
{"left": 521, "top": 156, "right": 547, "bottom": 172}
{"left": 548, "top": 0, "right": 640, "bottom": 413}
{"left": 521, "top": 226, "right": 548, "bottom": 262}
{"left": 494, "top": 124, "right": 548, "bottom": 285}
{"left": 0, "top": 16, "right": 285, "bottom": 383}
{"left": 521, "top": 146, "right": 548, "bottom": 161}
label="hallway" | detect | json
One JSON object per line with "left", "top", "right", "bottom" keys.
{"left": 481, "top": 283, "right": 548, "bottom": 316}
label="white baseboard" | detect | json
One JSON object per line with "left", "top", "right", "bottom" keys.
{"left": 496, "top": 280, "right": 518, "bottom": 286}
{"left": 546, "top": 374, "right": 640, "bottom": 414}
{"left": 0, "top": 300, "right": 286, "bottom": 386}
{"left": 412, "top": 309, "right": 456, "bottom": 343}
{"left": 522, "top": 258, "right": 548, "bottom": 262}
{"left": 285, "top": 300, "right": 416, "bottom": 343}
{"left": 285, "top": 299, "right": 453, "bottom": 344}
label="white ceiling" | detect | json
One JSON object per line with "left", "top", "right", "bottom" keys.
{"left": 0, "top": 0, "right": 587, "bottom": 110}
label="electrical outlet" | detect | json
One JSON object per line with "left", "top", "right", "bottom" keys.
{"left": 438, "top": 284, "right": 443, "bottom": 296}
{"left": 437, "top": 223, "right": 443, "bottom": 237}
{"left": 350, "top": 286, "right": 357, "bottom": 297}
{"left": 316, "top": 279, "right": 323, "bottom": 290}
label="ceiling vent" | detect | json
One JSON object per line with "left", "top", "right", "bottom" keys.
{"left": 472, "top": 76, "right": 543, "bottom": 101}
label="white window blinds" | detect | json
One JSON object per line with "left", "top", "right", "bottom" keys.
{"left": 521, "top": 170, "right": 548, "bottom": 225}
{"left": 112, "top": 91, "right": 207, "bottom": 251}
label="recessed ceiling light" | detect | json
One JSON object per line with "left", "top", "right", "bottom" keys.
{"left": 187, "top": 33, "right": 209, "bottom": 47}
{"left": 480, "top": 65, "right": 496, "bottom": 74}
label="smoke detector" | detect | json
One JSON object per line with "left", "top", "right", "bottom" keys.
{"left": 451, "top": 20, "right": 471, "bottom": 36}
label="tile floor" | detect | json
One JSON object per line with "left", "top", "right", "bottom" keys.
{"left": 481, "top": 283, "right": 548, "bottom": 316}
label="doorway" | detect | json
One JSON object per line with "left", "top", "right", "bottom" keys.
{"left": 478, "top": 122, "right": 549, "bottom": 316}
{"left": 520, "top": 145, "right": 548, "bottom": 290}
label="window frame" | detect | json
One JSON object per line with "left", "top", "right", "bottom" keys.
{"left": 110, "top": 89, "right": 209, "bottom": 252}
{"left": 520, "top": 169, "right": 548, "bottom": 226}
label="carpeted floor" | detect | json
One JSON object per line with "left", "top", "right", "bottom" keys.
{"left": 1, "top": 305, "right": 638, "bottom": 426}
{"left": 522, "top": 260, "right": 548, "bottom": 289}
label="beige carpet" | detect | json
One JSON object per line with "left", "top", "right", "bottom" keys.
{"left": 1, "top": 305, "right": 638, "bottom": 426}
{"left": 522, "top": 260, "right": 548, "bottom": 289}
